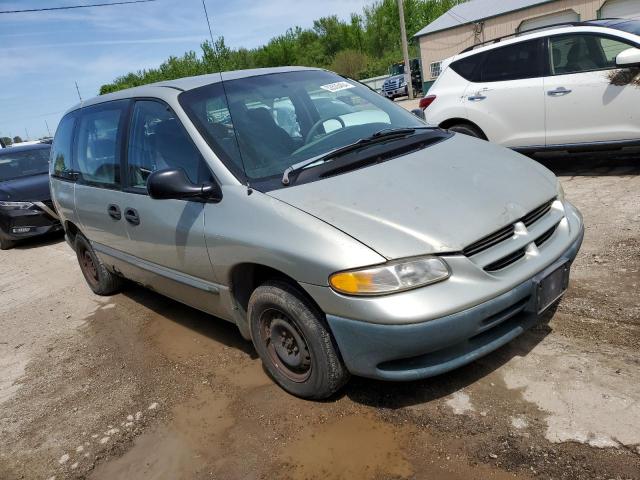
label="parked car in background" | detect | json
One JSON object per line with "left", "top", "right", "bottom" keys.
{"left": 51, "top": 67, "right": 583, "bottom": 399}
{"left": 0, "top": 143, "right": 60, "bottom": 249}
{"left": 420, "top": 19, "right": 640, "bottom": 152}
{"left": 382, "top": 58, "right": 422, "bottom": 100}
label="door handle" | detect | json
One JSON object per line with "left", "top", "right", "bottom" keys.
{"left": 468, "top": 94, "right": 487, "bottom": 101}
{"left": 107, "top": 204, "right": 121, "bottom": 220}
{"left": 547, "top": 87, "right": 572, "bottom": 96}
{"left": 124, "top": 207, "right": 140, "bottom": 226}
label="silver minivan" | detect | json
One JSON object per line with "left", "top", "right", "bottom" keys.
{"left": 50, "top": 67, "right": 583, "bottom": 399}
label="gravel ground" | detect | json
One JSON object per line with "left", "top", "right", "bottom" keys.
{"left": 0, "top": 150, "right": 639, "bottom": 480}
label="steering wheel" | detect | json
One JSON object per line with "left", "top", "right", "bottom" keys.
{"left": 305, "top": 116, "right": 346, "bottom": 144}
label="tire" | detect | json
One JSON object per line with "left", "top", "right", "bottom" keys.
{"left": 75, "top": 234, "right": 123, "bottom": 295}
{"left": 248, "top": 280, "right": 349, "bottom": 399}
{"left": 448, "top": 123, "right": 485, "bottom": 139}
{"left": 0, "top": 237, "right": 15, "bottom": 250}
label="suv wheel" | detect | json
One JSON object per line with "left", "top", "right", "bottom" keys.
{"left": 75, "top": 234, "right": 123, "bottom": 295}
{"left": 0, "top": 237, "right": 15, "bottom": 250}
{"left": 448, "top": 123, "right": 485, "bottom": 139}
{"left": 248, "top": 280, "right": 349, "bottom": 399}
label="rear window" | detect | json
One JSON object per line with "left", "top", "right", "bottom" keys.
{"left": 479, "top": 39, "right": 543, "bottom": 82}
{"left": 607, "top": 19, "right": 640, "bottom": 35}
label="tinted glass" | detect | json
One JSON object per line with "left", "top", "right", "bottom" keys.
{"left": 180, "top": 70, "right": 425, "bottom": 182}
{"left": 0, "top": 147, "right": 50, "bottom": 182}
{"left": 450, "top": 54, "right": 483, "bottom": 81}
{"left": 606, "top": 19, "right": 640, "bottom": 35}
{"left": 51, "top": 115, "right": 76, "bottom": 179}
{"left": 75, "top": 101, "right": 126, "bottom": 187}
{"left": 127, "top": 100, "right": 208, "bottom": 189}
{"left": 550, "top": 34, "right": 635, "bottom": 75}
{"left": 480, "top": 40, "right": 542, "bottom": 82}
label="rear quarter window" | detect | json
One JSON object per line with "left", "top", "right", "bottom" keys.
{"left": 51, "top": 114, "right": 76, "bottom": 180}
{"left": 450, "top": 53, "right": 484, "bottom": 82}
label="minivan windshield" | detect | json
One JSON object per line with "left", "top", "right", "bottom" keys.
{"left": 179, "top": 70, "right": 432, "bottom": 186}
{"left": 0, "top": 146, "right": 50, "bottom": 182}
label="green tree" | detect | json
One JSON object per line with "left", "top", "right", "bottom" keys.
{"left": 0, "top": 137, "right": 12, "bottom": 146}
{"left": 330, "top": 49, "right": 369, "bottom": 79}
{"left": 13, "top": 136, "right": 23, "bottom": 144}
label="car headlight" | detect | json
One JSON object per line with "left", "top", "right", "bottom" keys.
{"left": 329, "top": 256, "right": 450, "bottom": 296}
{"left": 556, "top": 181, "right": 565, "bottom": 201}
{"left": 0, "top": 200, "right": 34, "bottom": 210}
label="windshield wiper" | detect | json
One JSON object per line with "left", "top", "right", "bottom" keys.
{"left": 281, "top": 127, "right": 423, "bottom": 185}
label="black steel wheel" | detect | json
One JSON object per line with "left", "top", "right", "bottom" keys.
{"left": 75, "top": 234, "right": 124, "bottom": 295}
{"left": 249, "top": 280, "right": 349, "bottom": 399}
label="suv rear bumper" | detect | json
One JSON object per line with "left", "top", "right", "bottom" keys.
{"left": 325, "top": 226, "right": 583, "bottom": 381}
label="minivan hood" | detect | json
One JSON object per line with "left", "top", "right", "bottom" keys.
{"left": 268, "top": 134, "right": 558, "bottom": 260}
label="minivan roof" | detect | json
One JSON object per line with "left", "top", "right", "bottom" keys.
{"left": 65, "top": 66, "right": 321, "bottom": 115}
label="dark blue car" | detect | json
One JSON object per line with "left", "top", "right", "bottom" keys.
{"left": 0, "top": 143, "right": 61, "bottom": 249}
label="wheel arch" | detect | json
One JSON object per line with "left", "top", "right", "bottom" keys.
{"left": 64, "top": 221, "right": 81, "bottom": 249}
{"left": 228, "top": 262, "right": 326, "bottom": 340}
{"left": 439, "top": 118, "right": 487, "bottom": 139}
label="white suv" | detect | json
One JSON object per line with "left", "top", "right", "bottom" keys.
{"left": 420, "top": 19, "right": 640, "bottom": 152}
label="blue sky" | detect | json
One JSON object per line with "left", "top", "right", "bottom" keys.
{"left": 0, "top": 0, "right": 373, "bottom": 140}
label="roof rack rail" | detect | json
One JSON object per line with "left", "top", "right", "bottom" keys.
{"left": 459, "top": 18, "right": 621, "bottom": 54}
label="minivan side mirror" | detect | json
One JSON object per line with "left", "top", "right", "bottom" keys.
{"left": 147, "top": 168, "right": 222, "bottom": 202}
{"left": 411, "top": 108, "right": 426, "bottom": 120}
{"left": 616, "top": 47, "right": 640, "bottom": 68}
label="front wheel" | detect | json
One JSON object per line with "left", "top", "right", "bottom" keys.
{"left": 248, "top": 281, "right": 349, "bottom": 399}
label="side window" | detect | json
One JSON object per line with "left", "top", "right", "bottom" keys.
{"left": 480, "top": 39, "right": 542, "bottom": 82}
{"left": 75, "top": 101, "right": 127, "bottom": 188}
{"left": 450, "top": 53, "right": 484, "bottom": 82}
{"left": 51, "top": 114, "right": 76, "bottom": 179}
{"left": 178, "top": 84, "right": 245, "bottom": 179}
{"left": 127, "top": 100, "right": 208, "bottom": 189}
{"left": 549, "top": 34, "right": 634, "bottom": 75}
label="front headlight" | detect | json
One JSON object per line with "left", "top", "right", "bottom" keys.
{"left": 0, "top": 200, "right": 34, "bottom": 210}
{"left": 556, "top": 181, "right": 565, "bottom": 201}
{"left": 329, "top": 256, "right": 450, "bottom": 296}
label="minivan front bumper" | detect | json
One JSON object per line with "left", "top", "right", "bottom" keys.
{"left": 318, "top": 211, "right": 584, "bottom": 381}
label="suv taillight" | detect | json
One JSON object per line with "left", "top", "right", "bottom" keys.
{"left": 419, "top": 95, "right": 436, "bottom": 109}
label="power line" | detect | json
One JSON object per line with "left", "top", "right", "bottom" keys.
{"left": 0, "top": 0, "right": 156, "bottom": 15}
{"left": 201, "top": 0, "right": 215, "bottom": 46}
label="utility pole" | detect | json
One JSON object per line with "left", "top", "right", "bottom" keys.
{"left": 75, "top": 81, "right": 83, "bottom": 102}
{"left": 397, "top": 0, "right": 414, "bottom": 100}
{"left": 45, "top": 120, "right": 52, "bottom": 137}
{"left": 25, "top": 128, "right": 30, "bottom": 141}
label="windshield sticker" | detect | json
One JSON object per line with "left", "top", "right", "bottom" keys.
{"left": 320, "top": 81, "right": 355, "bottom": 93}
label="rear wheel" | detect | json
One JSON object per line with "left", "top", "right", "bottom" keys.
{"left": 448, "top": 123, "right": 485, "bottom": 139}
{"left": 0, "top": 237, "right": 15, "bottom": 250}
{"left": 249, "top": 280, "right": 349, "bottom": 399}
{"left": 75, "top": 234, "right": 123, "bottom": 295}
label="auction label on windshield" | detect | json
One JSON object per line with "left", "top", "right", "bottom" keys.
{"left": 320, "top": 81, "right": 355, "bottom": 93}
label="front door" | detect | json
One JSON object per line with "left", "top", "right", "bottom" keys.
{"left": 464, "top": 38, "right": 546, "bottom": 148}
{"left": 544, "top": 33, "right": 640, "bottom": 145}
{"left": 118, "top": 100, "right": 222, "bottom": 316}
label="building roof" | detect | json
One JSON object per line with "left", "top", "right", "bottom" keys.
{"left": 413, "top": 0, "right": 554, "bottom": 37}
